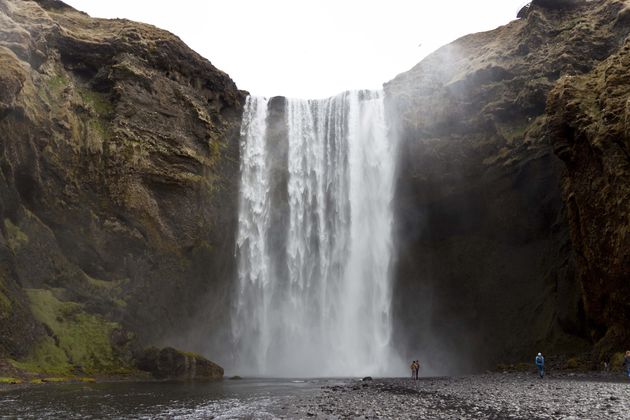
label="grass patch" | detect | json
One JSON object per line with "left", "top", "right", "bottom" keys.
{"left": 182, "top": 351, "right": 203, "bottom": 359}
{"left": 3, "top": 218, "right": 29, "bottom": 251}
{"left": 88, "top": 118, "right": 110, "bottom": 140}
{"left": 78, "top": 88, "right": 113, "bottom": 116}
{"left": 12, "top": 289, "right": 128, "bottom": 375}
{"left": 10, "top": 335, "right": 71, "bottom": 375}
{"left": 0, "top": 377, "right": 22, "bottom": 384}
{"left": 83, "top": 274, "right": 126, "bottom": 307}
{"left": 47, "top": 74, "right": 69, "bottom": 95}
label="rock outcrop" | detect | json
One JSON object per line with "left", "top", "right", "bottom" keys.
{"left": 385, "top": 0, "right": 630, "bottom": 370}
{"left": 0, "top": 0, "right": 244, "bottom": 375}
{"left": 137, "top": 347, "right": 223, "bottom": 380}
{"left": 546, "top": 30, "right": 630, "bottom": 357}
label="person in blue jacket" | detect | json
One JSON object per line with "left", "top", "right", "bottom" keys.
{"left": 535, "top": 352, "right": 545, "bottom": 378}
{"left": 623, "top": 351, "right": 630, "bottom": 378}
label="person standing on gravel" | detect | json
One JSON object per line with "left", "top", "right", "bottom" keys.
{"left": 535, "top": 352, "right": 545, "bottom": 378}
{"left": 623, "top": 351, "right": 630, "bottom": 378}
{"left": 410, "top": 360, "right": 419, "bottom": 380}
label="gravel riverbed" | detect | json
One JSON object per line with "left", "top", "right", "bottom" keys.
{"left": 276, "top": 373, "right": 630, "bottom": 419}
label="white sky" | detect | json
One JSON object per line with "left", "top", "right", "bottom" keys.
{"left": 63, "top": 0, "right": 529, "bottom": 98}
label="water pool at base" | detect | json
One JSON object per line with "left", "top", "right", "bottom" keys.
{"left": 0, "top": 378, "right": 345, "bottom": 419}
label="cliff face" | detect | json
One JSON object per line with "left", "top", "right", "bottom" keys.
{"left": 546, "top": 28, "right": 630, "bottom": 355}
{"left": 385, "top": 0, "right": 630, "bottom": 370}
{"left": 0, "top": 0, "right": 245, "bottom": 374}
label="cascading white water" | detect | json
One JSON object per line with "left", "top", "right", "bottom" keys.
{"left": 233, "top": 91, "right": 400, "bottom": 377}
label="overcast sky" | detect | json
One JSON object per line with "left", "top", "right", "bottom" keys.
{"left": 64, "top": 1, "right": 529, "bottom": 98}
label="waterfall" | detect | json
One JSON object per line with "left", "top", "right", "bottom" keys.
{"left": 233, "top": 91, "right": 399, "bottom": 377}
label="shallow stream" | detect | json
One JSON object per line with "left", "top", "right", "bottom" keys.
{"left": 0, "top": 378, "right": 342, "bottom": 419}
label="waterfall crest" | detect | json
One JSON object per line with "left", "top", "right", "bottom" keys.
{"left": 233, "top": 91, "right": 399, "bottom": 377}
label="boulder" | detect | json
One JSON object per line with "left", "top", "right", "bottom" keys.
{"left": 137, "top": 347, "right": 223, "bottom": 380}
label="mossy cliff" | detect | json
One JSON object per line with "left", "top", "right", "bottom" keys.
{"left": 0, "top": 0, "right": 245, "bottom": 376}
{"left": 385, "top": 0, "right": 629, "bottom": 370}
{"left": 546, "top": 24, "right": 630, "bottom": 358}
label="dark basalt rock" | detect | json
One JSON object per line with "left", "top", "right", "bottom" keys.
{"left": 517, "top": 3, "right": 532, "bottom": 19}
{"left": 137, "top": 347, "right": 224, "bottom": 380}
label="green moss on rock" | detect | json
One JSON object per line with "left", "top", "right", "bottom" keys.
{"left": 136, "top": 347, "right": 224, "bottom": 380}
{"left": 0, "top": 377, "right": 22, "bottom": 384}
{"left": 3, "top": 218, "right": 29, "bottom": 251}
{"left": 11, "top": 336, "right": 71, "bottom": 374}
{"left": 78, "top": 88, "right": 113, "bottom": 116}
{"left": 13, "top": 289, "right": 131, "bottom": 375}
{"left": 47, "top": 74, "right": 69, "bottom": 95}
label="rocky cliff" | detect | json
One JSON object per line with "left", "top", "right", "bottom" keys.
{"left": 1, "top": 0, "right": 627, "bottom": 378}
{"left": 0, "top": 0, "right": 244, "bottom": 376}
{"left": 546, "top": 19, "right": 630, "bottom": 357}
{"left": 385, "top": 0, "right": 630, "bottom": 370}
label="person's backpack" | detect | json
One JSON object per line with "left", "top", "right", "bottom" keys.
{"left": 536, "top": 356, "right": 543, "bottom": 365}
